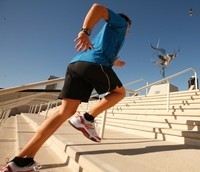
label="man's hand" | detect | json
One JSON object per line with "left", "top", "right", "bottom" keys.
{"left": 74, "top": 32, "right": 94, "bottom": 52}
{"left": 113, "top": 59, "right": 126, "bottom": 67}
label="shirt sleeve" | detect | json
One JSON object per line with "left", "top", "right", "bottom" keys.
{"left": 107, "top": 9, "right": 128, "bottom": 29}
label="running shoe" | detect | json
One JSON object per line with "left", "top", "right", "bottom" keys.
{"left": 0, "top": 159, "right": 42, "bottom": 172}
{"left": 69, "top": 113, "right": 101, "bottom": 142}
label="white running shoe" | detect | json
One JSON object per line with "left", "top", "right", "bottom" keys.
{"left": 69, "top": 113, "right": 101, "bottom": 142}
{"left": 0, "top": 160, "right": 42, "bottom": 172}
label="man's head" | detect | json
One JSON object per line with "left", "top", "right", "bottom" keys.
{"left": 118, "top": 13, "right": 132, "bottom": 26}
{"left": 118, "top": 13, "right": 132, "bottom": 35}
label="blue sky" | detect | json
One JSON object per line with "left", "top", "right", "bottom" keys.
{"left": 0, "top": 0, "right": 199, "bottom": 91}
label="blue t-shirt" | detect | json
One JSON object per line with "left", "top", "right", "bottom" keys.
{"left": 70, "top": 9, "right": 128, "bottom": 67}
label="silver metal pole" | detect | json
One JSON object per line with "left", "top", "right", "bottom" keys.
{"left": 166, "top": 80, "right": 170, "bottom": 111}
{"left": 38, "top": 104, "right": 43, "bottom": 116}
{"left": 100, "top": 110, "right": 107, "bottom": 139}
{"left": 45, "top": 102, "right": 51, "bottom": 119}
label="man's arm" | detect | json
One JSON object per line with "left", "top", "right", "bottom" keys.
{"left": 82, "top": 3, "right": 109, "bottom": 32}
{"left": 113, "top": 59, "right": 126, "bottom": 67}
{"left": 74, "top": 3, "right": 109, "bottom": 52}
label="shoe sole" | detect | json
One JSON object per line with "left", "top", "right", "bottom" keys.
{"left": 68, "top": 121, "right": 100, "bottom": 142}
{"left": 3, "top": 165, "right": 35, "bottom": 172}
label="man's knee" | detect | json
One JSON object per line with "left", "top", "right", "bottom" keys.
{"left": 59, "top": 108, "right": 76, "bottom": 116}
{"left": 114, "top": 86, "right": 126, "bottom": 98}
{"left": 119, "top": 86, "right": 126, "bottom": 98}
{"left": 58, "top": 99, "right": 80, "bottom": 116}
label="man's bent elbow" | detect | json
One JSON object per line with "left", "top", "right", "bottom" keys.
{"left": 91, "top": 3, "right": 109, "bottom": 20}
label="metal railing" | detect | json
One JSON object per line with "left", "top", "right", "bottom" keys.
{"left": 126, "top": 67, "right": 198, "bottom": 111}
{"left": 0, "top": 75, "right": 148, "bottom": 125}
{"left": 124, "top": 78, "right": 149, "bottom": 95}
{"left": 100, "top": 67, "right": 198, "bottom": 138}
{"left": 0, "top": 67, "right": 198, "bottom": 139}
{"left": 0, "top": 77, "right": 65, "bottom": 96}
{"left": 0, "top": 78, "right": 65, "bottom": 124}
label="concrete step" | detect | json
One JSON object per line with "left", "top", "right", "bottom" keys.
{"left": 114, "top": 99, "right": 200, "bottom": 108}
{"left": 95, "top": 112, "right": 200, "bottom": 146}
{"left": 106, "top": 108, "right": 200, "bottom": 116}
{"left": 102, "top": 121, "right": 200, "bottom": 145}
{"left": 20, "top": 113, "right": 200, "bottom": 172}
{"left": 125, "top": 94, "right": 200, "bottom": 100}
{"left": 0, "top": 116, "right": 18, "bottom": 163}
{"left": 101, "top": 123, "right": 200, "bottom": 146}
{"left": 99, "top": 115, "right": 200, "bottom": 131}
{"left": 116, "top": 90, "right": 200, "bottom": 107}
{"left": 129, "top": 90, "right": 200, "bottom": 100}
{"left": 0, "top": 115, "right": 72, "bottom": 172}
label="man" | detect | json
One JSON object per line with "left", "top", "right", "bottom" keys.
{"left": 0, "top": 3, "right": 131, "bottom": 172}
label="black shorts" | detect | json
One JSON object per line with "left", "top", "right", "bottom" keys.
{"left": 58, "top": 61, "right": 123, "bottom": 102}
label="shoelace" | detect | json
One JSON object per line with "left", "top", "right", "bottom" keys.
{"left": 0, "top": 158, "right": 9, "bottom": 170}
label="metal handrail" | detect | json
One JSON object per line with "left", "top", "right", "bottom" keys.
{"left": 128, "top": 67, "right": 198, "bottom": 92}
{"left": 124, "top": 78, "right": 148, "bottom": 87}
{"left": 0, "top": 93, "right": 57, "bottom": 110}
{"left": 99, "top": 67, "right": 198, "bottom": 139}
{"left": 0, "top": 67, "right": 198, "bottom": 139}
{"left": 0, "top": 77, "right": 64, "bottom": 125}
{"left": 0, "top": 77, "right": 65, "bottom": 96}
{"left": 124, "top": 78, "right": 149, "bottom": 95}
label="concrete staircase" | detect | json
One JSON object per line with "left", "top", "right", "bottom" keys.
{"left": 1, "top": 89, "right": 200, "bottom": 171}
{"left": 92, "top": 89, "right": 200, "bottom": 146}
{"left": 2, "top": 113, "right": 200, "bottom": 172}
{"left": 0, "top": 115, "right": 73, "bottom": 172}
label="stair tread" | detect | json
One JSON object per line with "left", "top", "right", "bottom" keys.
{"left": 19, "top": 113, "right": 200, "bottom": 172}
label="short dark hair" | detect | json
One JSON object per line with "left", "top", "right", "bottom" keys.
{"left": 118, "top": 13, "right": 132, "bottom": 25}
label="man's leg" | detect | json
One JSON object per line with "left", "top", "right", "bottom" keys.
{"left": 69, "top": 86, "right": 125, "bottom": 142}
{"left": 17, "top": 98, "right": 80, "bottom": 158}
{"left": 1, "top": 99, "right": 81, "bottom": 172}
{"left": 88, "top": 86, "right": 126, "bottom": 116}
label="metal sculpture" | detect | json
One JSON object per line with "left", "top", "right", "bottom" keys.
{"left": 150, "top": 43, "right": 180, "bottom": 78}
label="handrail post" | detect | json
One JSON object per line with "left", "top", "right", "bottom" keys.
{"left": 100, "top": 110, "right": 107, "bottom": 139}
{"left": 166, "top": 80, "right": 170, "bottom": 111}
{"left": 45, "top": 102, "right": 51, "bottom": 119}
{"left": 0, "top": 111, "right": 4, "bottom": 125}
{"left": 38, "top": 104, "right": 43, "bottom": 116}
{"left": 28, "top": 106, "right": 31, "bottom": 113}
{"left": 33, "top": 105, "right": 38, "bottom": 114}
{"left": 30, "top": 106, "right": 34, "bottom": 113}
{"left": 31, "top": 106, "right": 35, "bottom": 113}
{"left": 194, "top": 72, "right": 198, "bottom": 90}
{"left": 145, "top": 83, "right": 149, "bottom": 95}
